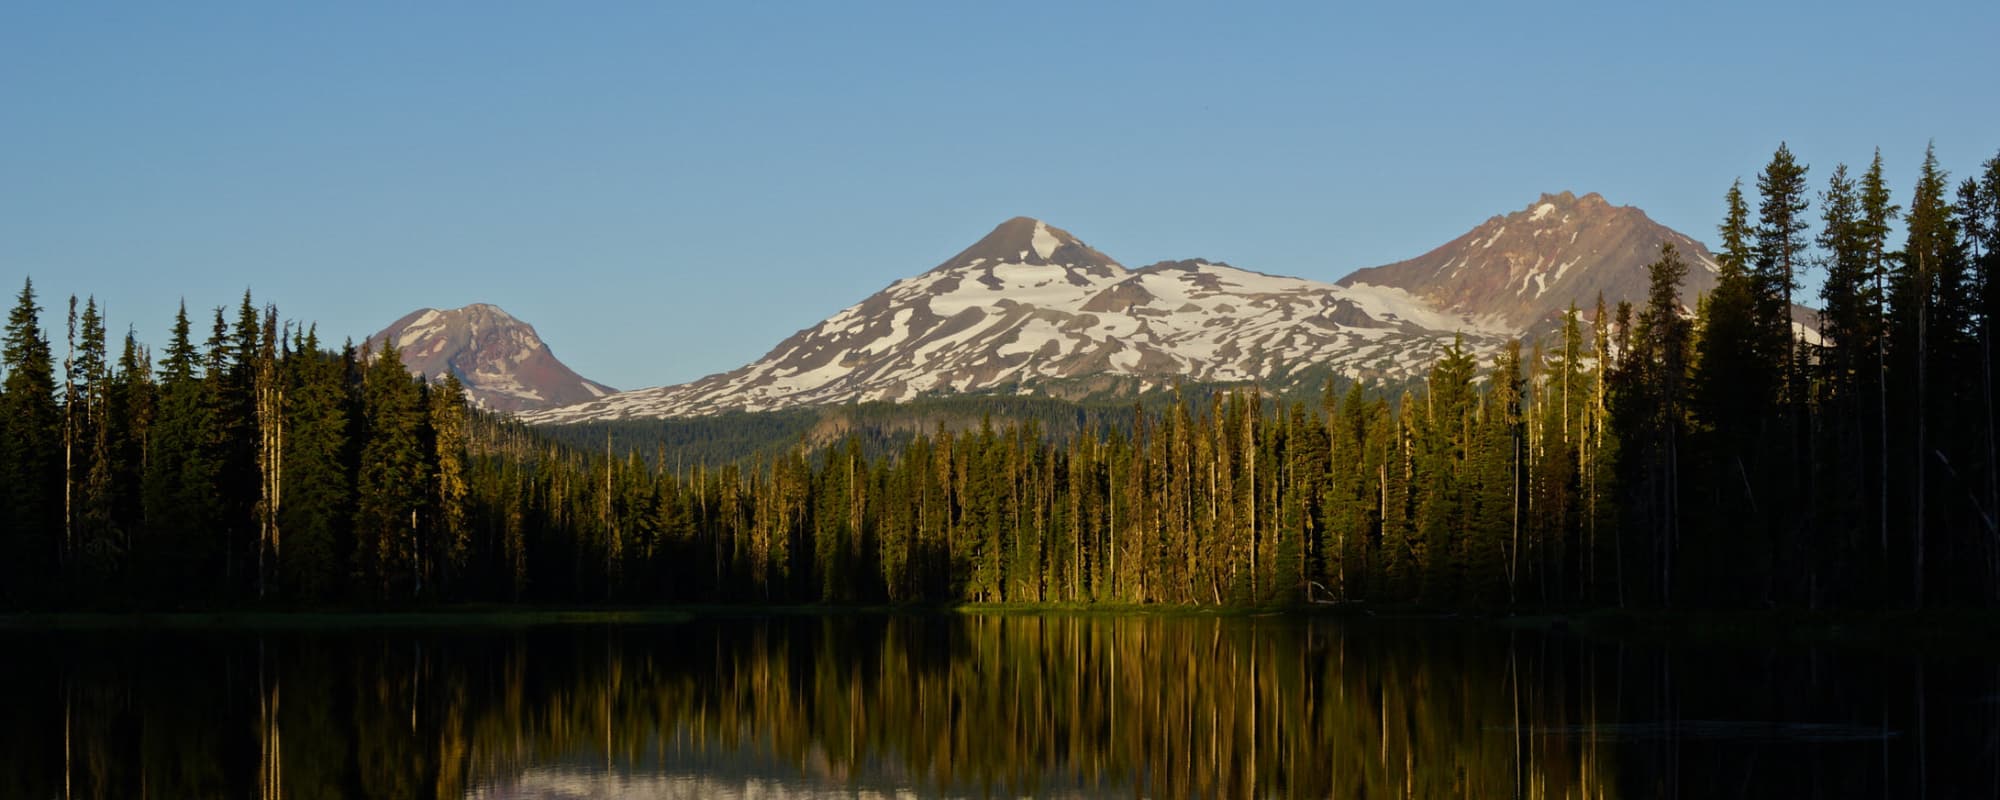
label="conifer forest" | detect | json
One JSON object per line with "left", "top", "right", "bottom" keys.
{"left": 5, "top": 143, "right": 2000, "bottom": 611}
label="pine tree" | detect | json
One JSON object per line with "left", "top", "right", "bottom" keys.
{"left": 279, "top": 326, "right": 348, "bottom": 601}
{"left": 72, "top": 298, "right": 117, "bottom": 582}
{"left": 1473, "top": 341, "right": 1523, "bottom": 603}
{"left": 2, "top": 279, "right": 61, "bottom": 602}
{"left": 1819, "top": 164, "right": 1874, "bottom": 399}
{"left": 1964, "top": 152, "right": 2000, "bottom": 597}
{"left": 144, "top": 302, "right": 224, "bottom": 597}
{"left": 1892, "top": 145, "right": 1957, "bottom": 606}
{"left": 353, "top": 340, "right": 428, "bottom": 596}
{"left": 1858, "top": 151, "right": 1900, "bottom": 576}
{"left": 1756, "top": 143, "right": 1813, "bottom": 396}
{"left": 1815, "top": 162, "right": 1877, "bottom": 601}
{"left": 252, "top": 305, "right": 283, "bottom": 598}
{"left": 428, "top": 373, "right": 470, "bottom": 594}
{"left": 1627, "top": 243, "right": 1691, "bottom": 604}
{"left": 1691, "top": 181, "right": 1773, "bottom": 602}
{"left": 105, "top": 329, "right": 154, "bottom": 582}
{"left": 1755, "top": 144, "right": 1815, "bottom": 602}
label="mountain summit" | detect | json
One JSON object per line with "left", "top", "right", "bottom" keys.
{"left": 931, "top": 217, "right": 1122, "bottom": 272}
{"left": 366, "top": 304, "right": 614, "bottom": 413}
{"left": 1340, "top": 191, "right": 1720, "bottom": 327}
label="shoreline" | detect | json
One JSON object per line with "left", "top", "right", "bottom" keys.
{"left": 2, "top": 603, "right": 1998, "bottom": 649}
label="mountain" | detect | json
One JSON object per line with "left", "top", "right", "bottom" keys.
{"left": 520, "top": 217, "right": 1512, "bottom": 424}
{"left": 1340, "top": 191, "right": 1721, "bottom": 329}
{"left": 366, "top": 304, "right": 615, "bottom": 413}
{"left": 519, "top": 194, "right": 1738, "bottom": 424}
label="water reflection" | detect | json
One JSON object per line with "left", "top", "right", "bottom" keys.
{"left": 0, "top": 614, "right": 1993, "bottom": 798}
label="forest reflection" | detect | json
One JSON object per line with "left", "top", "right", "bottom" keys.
{"left": 0, "top": 614, "right": 1989, "bottom": 798}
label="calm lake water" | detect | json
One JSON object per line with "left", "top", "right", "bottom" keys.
{"left": 1, "top": 612, "right": 1995, "bottom": 799}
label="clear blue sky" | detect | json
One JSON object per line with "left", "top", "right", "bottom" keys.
{"left": 5, "top": 2, "right": 1996, "bottom": 390}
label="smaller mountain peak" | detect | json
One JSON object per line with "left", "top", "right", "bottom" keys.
{"left": 368, "top": 304, "right": 611, "bottom": 413}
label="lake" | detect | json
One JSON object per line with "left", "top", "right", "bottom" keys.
{"left": 1, "top": 612, "right": 1994, "bottom": 798}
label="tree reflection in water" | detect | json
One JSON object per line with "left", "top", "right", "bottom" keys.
{"left": 0, "top": 614, "right": 1991, "bottom": 798}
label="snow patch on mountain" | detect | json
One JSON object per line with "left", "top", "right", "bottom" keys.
{"left": 1030, "top": 221, "right": 1061, "bottom": 260}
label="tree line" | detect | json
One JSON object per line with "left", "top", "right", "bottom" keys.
{"left": 2, "top": 142, "right": 1996, "bottom": 609}
{"left": 0, "top": 291, "right": 472, "bottom": 606}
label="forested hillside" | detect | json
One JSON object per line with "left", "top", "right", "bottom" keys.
{"left": 531, "top": 385, "right": 1355, "bottom": 469}
{"left": 3, "top": 143, "right": 1997, "bottom": 610}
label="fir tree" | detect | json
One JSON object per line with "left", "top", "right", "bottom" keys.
{"left": 428, "top": 373, "right": 471, "bottom": 594}
{"left": 105, "top": 329, "right": 154, "bottom": 581}
{"left": 1814, "top": 163, "right": 1877, "bottom": 601}
{"left": 1858, "top": 151, "right": 1900, "bottom": 566}
{"left": 73, "top": 297, "right": 118, "bottom": 581}
{"left": 1889, "top": 144, "right": 1957, "bottom": 606}
{"left": 144, "top": 302, "right": 225, "bottom": 597}
{"left": 278, "top": 324, "right": 348, "bottom": 600}
{"left": 354, "top": 340, "right": 428, "bottom": 596}
{"left": 1, "top": 279, "right": 61, "bottom": 602}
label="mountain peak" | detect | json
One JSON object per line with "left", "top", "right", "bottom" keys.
{"left": 366, "top": 304, "right": 613, "bottom": 413}
{"left": 931, "top": 217, "right": 1122, "bottom": 272}
{"left": 1340, "top": 191, "right": 1719, "bottom": 327}
{"left": 460, "top": 302, "right": 517, "bottom": 321}
{"left": 1517, "top": 191, "right": 1618, "bottom": 222}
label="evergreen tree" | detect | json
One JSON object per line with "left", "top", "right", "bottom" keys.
{"left": 144, "top": 302, "right": 224, "bottom": 598}
{"left": 428, "top": 373, "right": 471, "bottom": 594}
{"left": 280, "top": 326, "right": 350, "bottom": 600}
{"left": 1964, "top": 153, "right": 2000, "bottom": 597}
{"left": 1, "top": 279, "right": 61, "bottom": 602}
{"left": 1815, "top": 163, "right": 1878, "bottom": 601}
{"left": 1756, "top": 142, "right": 1813, "bottom": 394}
{"left": 1622, "top": 244, "right": 1692, "bottom": 605}
{"left": 251, "top": 305, "right": 283, "bottom": 598}
{"left": 104, "top": 329, "right": 154, "bottom": 584}
{"left": 1473, "top": 341, "right": 1523, "bottom": 603}
{"left": 1891, "top": 145, "right": 1958, "bottom": 605}
{"left": 1858, "top": 151, "right": 1900, "bottom": 570}
{"left": 1819, "top": 164, "right": 1875, "bottom": 398}
{"left": 353, "top": 340, "right": 428, "bottom": 596}
{"left": 1691, "top": 181, "right": 1773, "bottom": 602}
{"left": 72, "top": 297, "right": 117, "bottom": 583}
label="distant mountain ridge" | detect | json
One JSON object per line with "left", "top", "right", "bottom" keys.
{"left": 519, "top": 192, "right": 1733, "bottom": 424}
{"left": 366, "top": 304, "right": 614, "bottom": 413}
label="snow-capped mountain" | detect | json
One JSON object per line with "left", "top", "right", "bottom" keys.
{"left": 519, "top": 218, "right": 1514, "bottom": 423}
{"left": 1341, "top": 191, "right": 1721, "bottom": 328}
{"left": 518, "top": 193, "right": 1735, "bottom": 424}
{"left": 366, "top": 304, "right": 614, "bottom": 413}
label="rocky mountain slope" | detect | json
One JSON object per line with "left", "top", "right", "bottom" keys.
{"left": 1340, "top": 191, "right": 1721, "bottom": 328}
{"left": 367, "top": 304, "right": 614, "bottom": 413}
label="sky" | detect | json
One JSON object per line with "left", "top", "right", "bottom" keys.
{"left": 4, "top": 2, "right": 1997, "bottom": 391}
